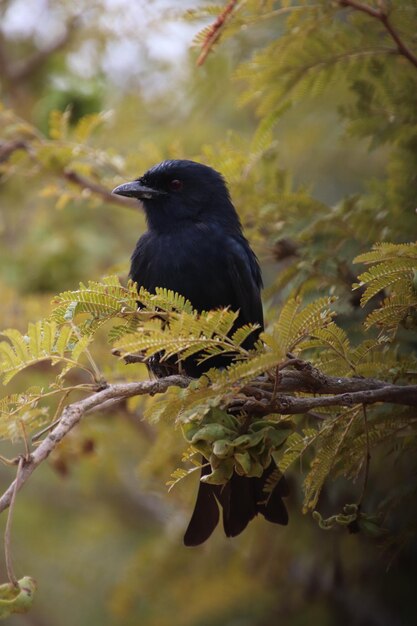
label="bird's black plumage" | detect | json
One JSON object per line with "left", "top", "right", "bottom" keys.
{"left": 113, "top": 159, "right": 288, "bottom": 545}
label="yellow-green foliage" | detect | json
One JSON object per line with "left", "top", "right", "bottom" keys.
{"left": 354, "top": 242, "right": 417, "bottom": 334}
{"left": 0, "top": 6, "right": 417, "bottom": 620}
{"left": 0, "top": 270, "right": 415, "bottom": 521}
{"left": 0, "top": 321, "right": 92, "bottom": 384}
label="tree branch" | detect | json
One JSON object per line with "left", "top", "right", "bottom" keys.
{"left": 234, "top": 361, "right": 417, "bottom": 413}
{"left": 0, "top": 362, "right": 414, "bottom": 517}
{"left": 339, "top": 0, "right": 417, "bottom": 69}
{"left": 236, "top": 383, "right": 417, "bottom": 416}
{"left": 0, "top": 140, "right": 138, "bottom": 210}
{"left": 196, "top": 0, "right": 238, "bottom": 66}
{"left": 63, "top": 169, "right": 139, "bottom": 210}
{"left": 0, "top": 376, "right": 190, "bottom": 516}
{"left": 0, "top": 140, "right": 32, "bottom": 163}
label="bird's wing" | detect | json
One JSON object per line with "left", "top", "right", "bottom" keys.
{"left": 226, "top": 236, "right": 264, "bottom": 330}
{"left": 129, "top": 231, "right": 154, "bottom": 288}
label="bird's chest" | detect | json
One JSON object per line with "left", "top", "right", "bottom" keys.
{"left": 131, "top": 228, "right": 229, "bottom": 310}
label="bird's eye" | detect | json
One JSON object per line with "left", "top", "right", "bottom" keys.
{"left": 169, "top": 179, "right": 183, "bottom": 191}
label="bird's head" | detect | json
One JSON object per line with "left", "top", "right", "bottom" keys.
{"left": 112, "top": 159, "right": 241, "bottom": 233}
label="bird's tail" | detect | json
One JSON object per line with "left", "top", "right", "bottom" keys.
{"left": 184, "top": 459, "right": 288, "bottom": 546}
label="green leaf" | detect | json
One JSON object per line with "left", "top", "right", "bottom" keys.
{"left": 0, "top": 577, "right": 36, "bottom": 619}
{"left": 0, "top": 321, "right": 94, "bottom": 384}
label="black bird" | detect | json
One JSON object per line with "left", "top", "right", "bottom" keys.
{"left": 113, "top": 159, "right": 288, "bottom": 545}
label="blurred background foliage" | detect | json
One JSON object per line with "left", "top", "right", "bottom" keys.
{"left": 0, "top": 0, "right": 416, "bottom": 624}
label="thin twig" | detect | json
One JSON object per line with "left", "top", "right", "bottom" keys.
{"left": 0, "top": 455, "right": 20, "bottom": 467}
{"left": 358, "top": 404, "right": 371, "bottom": 507}
{"left": 271, "top": 365, "right": 280, "bottom": 402}
{"left": 0, "top": 141, "right": 139, "bottom": 210}
{"left": 4, "top": 457, "right": 23, "bottom": 587}
{"left": 0, "top": 140, "right": 31, "bottom": 163}
{"left": 63, "top": 169, "right": 139, "bottom": 210}
{"left": 0, "top": 376, "right": 190, "bottom": 516}
{"left": 32, "top": 388, "right": 72, "bottom": 443}
{"left": 19, "top": 421, "right": 30, "bottom": 460}
{"left": 339, "top": 0, "right": 417, "bottom": 69}
{"left": 70, "top": 321, "right": 104, "bottom": 384}
{"left": 340, "top": 0, "right": 384, "bottom": 19}
{"left": 197, "top": 0, "right": 238, "bottom": 66}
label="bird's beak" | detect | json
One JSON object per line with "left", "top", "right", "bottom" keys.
{"left": 112, "top": 181, "right": 164, "bottom": 200}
